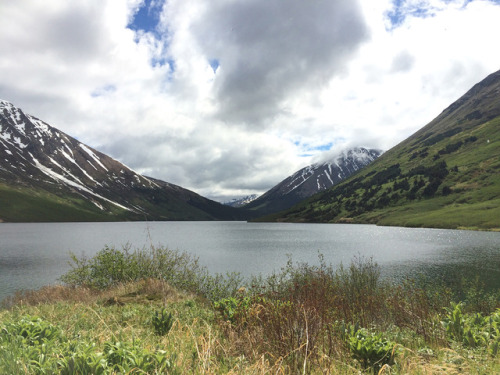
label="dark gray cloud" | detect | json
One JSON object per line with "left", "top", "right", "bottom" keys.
{"left": 190, "top": 0, "right": 368, "bottom": 126}
{"left": 3, "top": 2, "right": 108, "bottom": 64}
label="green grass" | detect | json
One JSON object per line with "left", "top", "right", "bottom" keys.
{"left": 0, "top": 183, "right": 124, "bottom": 222}
{"left": 1, "top": 245, "right": 499, "bottom": 374}
{"left": 374, "top": 196, "right": 500, "bottom": 230}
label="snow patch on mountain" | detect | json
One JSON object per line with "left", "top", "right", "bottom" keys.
{"left": 224, "top": 194, "right": 259, "bottom": 207}
{"left": 80, "top": 144, "right": 108, "bottom": 171}
{"left": 31, "top": 155, "right": 131, "bottom": 211}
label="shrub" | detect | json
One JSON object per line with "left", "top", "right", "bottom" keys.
{"left": 215, "top": 255, "right": 392, "bottom": 372}
{"left": 60, "top": 244, "right": 243, "bottom": 302}
{"left": 214, "top": 295, "right": 252, "bottom": 324}
{"left": 438, "top": 140, "right": 463, "bottom": 155}
{"left": 339, "top": 322, "right": 398, "bottom": 371}
{"left": 332, "top": 256, "right": 384, "bottom": 325}
{"left": 442, "top": 303, "right": 500, "bottom": 355}
{"left": 57, "top": 345, "right": 108, "bottom": 375}
{"left": 103, "top": 340, "right": 175, "bottom": 373}
{"left": 152, "top": 308, "right": 174, "bottom": 336}
{"left": 442, "top": 185, "right": 452, "bottom": 195}
{"left": 423, "top": 178, "right": 442, "bottom": 197}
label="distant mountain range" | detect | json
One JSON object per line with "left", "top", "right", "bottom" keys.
{"left": 243, "top": 148, "right": 382, "bottom": 216}
{"left": 259, "top": 70, "right": 500, "bottom": 230}
{"left": 0, "top": 100, "right": 250, "bottom": 222}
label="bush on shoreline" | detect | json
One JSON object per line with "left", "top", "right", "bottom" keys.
{"left": 59, "top": 244, "right": 244, "bottom": 302}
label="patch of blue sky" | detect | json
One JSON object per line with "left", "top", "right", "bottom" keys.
{"left": 386, "top": 0, "right": 434, "bottom": 29}
{"left": 91, "top": 84, "right": 116, "bottom": 98}
{"left": 127, "top": 0, "right": 162, "bottom": 38}
{"left": 127, "top": 1, "right": 176, "bottom": 74}
{"left": 456, "top": 0, "right": 500, "bottom": 6}
{"left": 387, "top": 0, "right": 500, "bottom": 29}
{"left": 313, "top": 142, "right": 334, "bottom": 152}
{"left": 294, "top": 141, "right": 334, "bottom": 157}
{"left": 151, "top": 56, "right": 175, "bottom": 71}
{"left": 209, "top": 59, "right": 220, "bottom": 73}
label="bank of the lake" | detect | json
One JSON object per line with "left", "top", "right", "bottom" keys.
{"left": 1, "top": 246, "right": 499, "bottom": 374}
{"left": 1, "top": 221, "right": 500, "bottom": 302}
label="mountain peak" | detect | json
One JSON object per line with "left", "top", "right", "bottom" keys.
{"left": 0, "top": 99, "right": 13, "bottom": 106}
{"left": 245, "top": 147, "right": 382, "bottom": 216}
{"left": 315, "top": 147, "right": 384, "bottom": 168}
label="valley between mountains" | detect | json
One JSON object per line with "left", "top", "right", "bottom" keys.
{"left": 1, "top": 69, "right": 500, "bottom": 229}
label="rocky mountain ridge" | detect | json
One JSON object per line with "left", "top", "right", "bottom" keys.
{"left": 0, "top": 100, "right": 248, "bottom": 222}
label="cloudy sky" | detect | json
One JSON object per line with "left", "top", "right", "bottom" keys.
{"left": 1, "top": 0, "right": 500, "bottom": 201}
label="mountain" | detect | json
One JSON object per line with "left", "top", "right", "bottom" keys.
{"left": 260, "top": 70, "right": 500, "bottom": 230}
{"left": 224, "top": 194, "right": 259, "bottom": 207}
{"left": 0, "top": 100, "right": 250, "bottom": 222}
{"left": 245, "top": 148, "right": 382, "bottom": 216}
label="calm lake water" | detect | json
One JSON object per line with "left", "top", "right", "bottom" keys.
{"left": 1, "top": 222, "right": 499, "bottom": 302}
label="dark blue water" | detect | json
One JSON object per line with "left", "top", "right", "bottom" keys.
{"left": 1, "top": 222, "right": 499, "bottom": 302}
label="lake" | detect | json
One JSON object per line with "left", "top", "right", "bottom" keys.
{"left": 1, "top": 221, "right": 499, "bottom": 302}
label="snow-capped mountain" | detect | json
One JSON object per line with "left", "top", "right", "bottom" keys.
{"left": 223, "top": 194, "right": 259, "bottom": 208}
{"left": 244, "top": 148, "right": 382, "bottom": 215}
{"left": 0, "top": 100, "right": 247, "bottom": 222}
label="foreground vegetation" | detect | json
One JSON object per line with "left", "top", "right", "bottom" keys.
{"left": 1, "top": 245, "right": 499, "bottom": 374}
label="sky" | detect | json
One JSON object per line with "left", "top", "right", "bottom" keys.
{"left": 1, "top": 0, "right": 500, "bottom": 202}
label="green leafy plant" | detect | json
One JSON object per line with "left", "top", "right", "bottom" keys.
{"left": 213, "top": 295, "right": 252, "bottom": 324}
{"left": 57, "top": 344, "right": 108, "bottom": 375}
{"left": 1, "top": 315, "right": 59, "bottom": 346}
{"left": 442, "top": 303, "right": 500, "bottom": 355}
{"left": 441, "top": 302, "right": 466, "bottom": 342}
{"left": 104, "top": 340, "right": 176, "bottom": 373}
{"left": 487, "top": 310, "right": 500, "bottom": 356}
{"left": 340, "top": 323, "right": 397, "bottom": 371}
{"left": 152, "top": 307, "right": 174, "bottom": 336}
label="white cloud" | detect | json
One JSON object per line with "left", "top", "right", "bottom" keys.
{"left": 1, "top": 0, "right": 500, "bottom": 202}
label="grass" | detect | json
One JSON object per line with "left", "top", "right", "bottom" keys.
{"left": 0, "top": 183, "right": 122, "bottom": 222}
{"left": 1, "top": 245, "right": 499, "bottom": 374}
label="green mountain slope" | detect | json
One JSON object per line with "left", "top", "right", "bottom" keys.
{"left": 259, "top": 70, "right": 500, "bottom": 230}
{"left": 0, "top": 178, "right": 252, "bottom": 223}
